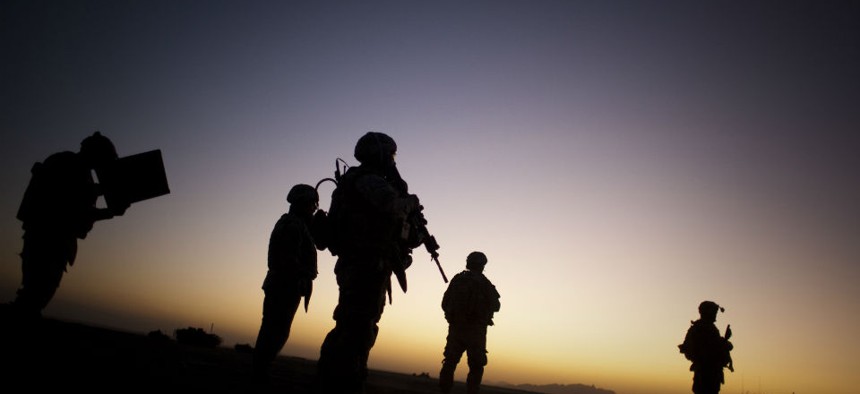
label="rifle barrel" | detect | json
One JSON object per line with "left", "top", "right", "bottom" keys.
{"left": 434, "top": 256, "right": 449, "bottom": 283}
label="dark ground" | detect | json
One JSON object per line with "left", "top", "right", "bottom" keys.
{"left": 0, "top": 304, "right": 539, "bottom": 394}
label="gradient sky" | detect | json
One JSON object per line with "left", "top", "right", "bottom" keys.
{"left": 2, "top": 2, "right": 859, "bottom": 394}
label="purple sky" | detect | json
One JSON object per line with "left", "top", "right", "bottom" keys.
{"left": 2, "top": 2, "right": 859, "bottom": 393}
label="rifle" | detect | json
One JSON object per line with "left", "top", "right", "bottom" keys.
{"left": 724, "top": 324, "right": 735, "bottom": 372}
{"left": 408, "top": 207, "right": 448, "bottom": 283}
{"left": 388, "top": 164, "right": 448, "bottom": 284}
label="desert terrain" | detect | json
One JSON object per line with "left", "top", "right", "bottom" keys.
{"left": 0, "top": 304, "right": 541, "bottom": 394}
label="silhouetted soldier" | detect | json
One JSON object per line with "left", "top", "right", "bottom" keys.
{"left": 10, "top": 131, "right": 129, "bottom": 319}
{"left": 439, "top": 251, "right": 501, "bottom": 394}
{"left": 252, "top": 184, "right": 326, "bottom": 382}
{"left": 316, "top": 131, "right": 424, "bottom": 394}
{"left": 679, "top": 301, "right": 735, "bottom": 394}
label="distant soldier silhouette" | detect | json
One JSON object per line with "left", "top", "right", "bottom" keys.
{"left": 679, "top": 301, "right": 735, "bottom": 394}
{"left": 252, "top": 184, "right": 326, "bottom": 382}
{"left": 439, "top": 251, "right": 501, "bottom": 394}
{"left": 316, "top": 132, "right": 424, "bottom": 394}
{"left": 10, "top": 131, "right": 129, "bottom": 319}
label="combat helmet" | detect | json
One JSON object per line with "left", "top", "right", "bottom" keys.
{"left": 80, "top": 131, "right": 118, "bottom": 167}
{"left": 466, "top": 251, "right": 488, "bottom": 270}
{"left": 354, "top": 132, "right": 397, "bottom": 166}
{"left": 698, "top": 301, "right": 724, "bottom": 315}
{"left": 287, "top": 184, "right": 319, "bottom": 204}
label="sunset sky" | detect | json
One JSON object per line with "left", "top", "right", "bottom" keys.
{"left": 2, "top": 2, "right": 859, "bottom": 394}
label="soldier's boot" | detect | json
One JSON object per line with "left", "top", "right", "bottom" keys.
{"left": 439, "top": 361, "right": 456, "bottom": 393}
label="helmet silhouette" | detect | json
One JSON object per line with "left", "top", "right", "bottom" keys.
{"left": 466, "top": 251, "right": 488, "bottom": 270}
{"left": 287, "top": 184, "right": 319, "bottom": 204}
{"left": 80, "top": 131, "right": 117, "bottom": 166}
{"left": 354, "top": 132, "right": 397, "bottom": 165}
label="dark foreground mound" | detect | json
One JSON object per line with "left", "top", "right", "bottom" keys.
{"left": 0, "top": 304, "right": 538, "bottom": 394}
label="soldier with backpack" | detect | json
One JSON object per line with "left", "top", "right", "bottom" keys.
{"left": 316, "top": 131, "right": 425, "bottom": 394}
{"left": 439, "top": 251, "right": 501, "bottom": 394}
{"left": 678, "top": 301, "right": 735, "bottom": 394}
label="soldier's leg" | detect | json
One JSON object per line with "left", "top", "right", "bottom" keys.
{"left": 465, "top": 353, "right": 487, "bottom": 394}
{"left": 13, "top": 239, "right": 68, "bottom": 319}
{"left": 692, "top": 369, "right": 721, "bottom": 394}
{"left": 465, "top": 326, "right": 489, "bottom": 394}
{"left": 318, "top": 316, "right": 381, "bottom": 393}
{"left": 318, "top": 264, "right": 387, "bottom": 394}
{"left": 253, "top": 290, "right": 300, "bottom": 378}
{"left": 440, "top": 326, "right": 466, "bottom": 393}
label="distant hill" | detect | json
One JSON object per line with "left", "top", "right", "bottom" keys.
{"left": 497, "top": 382, "right": 615, "bottom": 394}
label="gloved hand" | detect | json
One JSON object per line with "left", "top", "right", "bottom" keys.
{"left": 108, "top": 198, "right": 131, "bottom": 216}
{"left": 112, "top": 202, "right": 130, "bottom": 216}
{"left": 311, "top": 209, "right": 329, "bottom": 250}
{"left": 314, "top": 209, "right": 327, "bottom": 221}
{"left": 406, "top": 194, "right": 421, "bottom": 213}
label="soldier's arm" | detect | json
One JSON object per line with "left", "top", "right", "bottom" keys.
{"left": 269, "top": 218, "right": 301, "bottom": 272}
{"left": 356, "top": 174, "right": 417, "bottom": 217}
{"left": 482, "top": 277, "right": 501, "bottom": 312}
{"left": 286, "top": 220, "right": 315, "bottom": 278}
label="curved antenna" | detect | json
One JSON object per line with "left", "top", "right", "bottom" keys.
{"left": 315, "top": 177, "right": 337, "bottom": 191}
{"left": 315, "top": 177, "right": 338, "bottom": 212}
